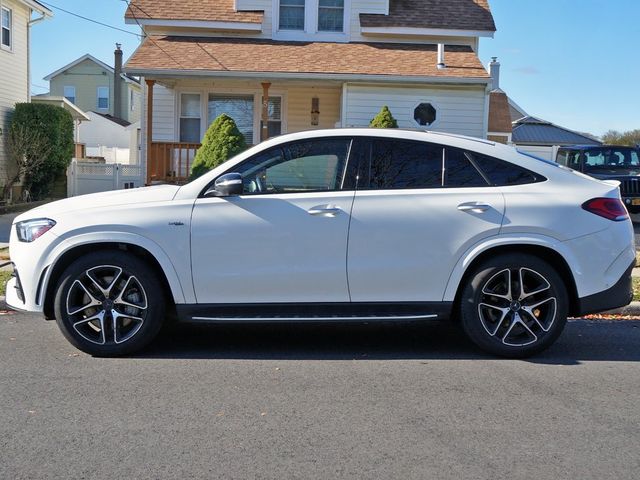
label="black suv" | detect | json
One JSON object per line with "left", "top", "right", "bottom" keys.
{"left": 557, "top": 145, "right": 640, "bottom": 212}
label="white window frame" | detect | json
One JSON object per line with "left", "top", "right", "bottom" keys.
{"left": 1, "top": 6, "right": 12, "bottom": 51}
{"left": 178, "top": 92, "right": 203, "bottom": 143}
{"left": 63, "top": 86, "right": 76, "bottom": 104}
{"left": 272, "top": 0, "right": 350, "bottom": 42}
{"left": 175, "top": 88, "right": 287, "bottom": 146}
{"left": 97, "top": 86, "right": 109, "bottom": 110}
{"left": 317, "top": 0, "right": 345, "bottom": 33}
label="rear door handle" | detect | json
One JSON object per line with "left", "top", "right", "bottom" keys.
{"left": 308, "top": 205, "right": 342, "bottom": 217}
{"left": 458, "top": 202, "right": 491, "bottom": 213}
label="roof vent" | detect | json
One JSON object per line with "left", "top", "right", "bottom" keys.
{"left": 437, "top": 44, "right": 446, "bottom": 69}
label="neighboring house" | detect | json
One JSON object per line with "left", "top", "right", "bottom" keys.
{"left": 0, "top": 0, "right": 51, "bottom": 187}
{"left": 123, "top": 0, "right": 498, "bottom": 184}
{"left": 79, "top": 111, "right": 137, "bottom": 164}
{"left": 512, "top": 116, "right": 602, "bottom": 161}
{"left": 44, "top": 47, "right": 142, "bottom": 124}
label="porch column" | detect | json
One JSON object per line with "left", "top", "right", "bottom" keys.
{"left": 145, "top": 79, "right": 156, "bottom": 185}
{"left": 261, "top": 82, "right": 271, "bottom": 142}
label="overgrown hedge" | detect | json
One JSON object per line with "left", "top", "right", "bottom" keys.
{"left": 10, "top": 103, "right": 74, "bottom": 199}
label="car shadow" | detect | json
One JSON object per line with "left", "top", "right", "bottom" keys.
{"left": 136, "top": 319, "right": 640, "bottom": 365}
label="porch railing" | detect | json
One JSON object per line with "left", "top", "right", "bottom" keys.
{"left": 148, "top": 142, "right": 201, "bottom": 184}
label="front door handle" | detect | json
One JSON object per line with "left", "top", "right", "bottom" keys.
{"left": 308, "top": 205, "right": 342, "bottom": 217}
{"left": 458, "top": 202, "right": 491, "bottom": 213}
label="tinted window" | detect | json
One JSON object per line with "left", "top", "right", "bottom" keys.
{"left": 583, "top": 148, "right": 640, "bottom": 171}
{"left": 234, "top": 138, "right": 351, "bottom": 194}
{"left": 445, "top": 148, "right": 489, "bottom": 188}
{"left": 556, "top": 150, "right": 568, "bottom": 166}
{"left": 366, "top": 139, "right": 443, "bottom": 189}
{"left": 470, "top": 152, "right": 542, "bottom": 186}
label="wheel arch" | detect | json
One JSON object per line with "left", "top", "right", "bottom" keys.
{"left": 446, "top": 241, "right": 580, "bottom": 317}
{"left": 42, "top": 239, "right": 185, "bottom": 320}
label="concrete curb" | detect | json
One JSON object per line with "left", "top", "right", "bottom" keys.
{"left": 600, "top": 302, "right": 640, "bottom": 316}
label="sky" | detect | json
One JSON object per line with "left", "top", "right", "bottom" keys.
{"left": 30, "top": 0, "right": 640, "bottom": 138}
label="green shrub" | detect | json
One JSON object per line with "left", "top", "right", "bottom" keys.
{"left": 190, "top": 114, "right": 247, "bottom": 180}
{"left": 10, "top": 103, "right": 74, "bottom": 199}
{"left": 370, "top": 106, "right": 399, "bottom": 129}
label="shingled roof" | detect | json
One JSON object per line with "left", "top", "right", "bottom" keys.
{"left": 125, "top": 0, "right": 263, "bottom": 24}
{"left": 361, "top": 0, "right": 496, "bottom": 32}
{"left": 125, "top": 36, "right": 490, "bottom": 80}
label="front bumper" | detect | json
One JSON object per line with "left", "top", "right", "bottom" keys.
{"left": 577, "top": 260, "right": 635, "bottom": 316}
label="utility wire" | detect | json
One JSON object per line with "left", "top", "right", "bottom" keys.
{"left": 120, "top": 0, "right": 185, "bottom": 69}
{"left": 39, "top": 1, "right": 142, "bottom": 37}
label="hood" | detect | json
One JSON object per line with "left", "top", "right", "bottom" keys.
{"left": 14, "top": 185, "right": 181, "bottom": 223}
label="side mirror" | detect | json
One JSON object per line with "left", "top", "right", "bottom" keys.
{"left": 207, "top": 173, "right": 243, "bottom": 197}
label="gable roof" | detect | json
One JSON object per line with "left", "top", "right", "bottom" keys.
{"left": 125, "top": 0, "right": 263, "bottom": 24}
{"left": 19, "top": 0, "right": 53, "bottom": 16}
{"left": 512, "top": 117, "right": 602, "bottom": 146}
{"left": 44, "top": 54, "right": 140, "bottom": 84}
{"left": 124, "top": 36, "right": 490, "bottom": 81}
{"left": 361, "top": 0, "right": 496, "bottom": 32}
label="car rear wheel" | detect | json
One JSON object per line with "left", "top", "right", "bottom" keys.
{"left": 54, "top": 251, "right": 165, "bottom": 356}
{"left": 460, "top": 253, "right": 568, "bottom": 358}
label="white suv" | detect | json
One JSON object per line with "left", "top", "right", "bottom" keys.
{"left": 6, "top": 129, "right": 635, "bottom": 357}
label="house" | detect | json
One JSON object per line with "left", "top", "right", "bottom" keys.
{"left": 512, "top": 116, "right": 602, "bottom": 161}
{"left": 44, "top": 46, "right": 142, "bottom": 124}
{"left": 78, "top": 111, "right": 137, "bottom": 164}
{"left": 0, "top": 0, "right": 51, "bottom": 188}
{"left": 123, "top": 0, "right": 498, "bottom": 184}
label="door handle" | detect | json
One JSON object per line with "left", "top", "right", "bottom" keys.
{"left": 458, "top": 202, "right": 491, "bottom": 213}
{"left": 308, "top": 205, "right": 342, "bottom": 217}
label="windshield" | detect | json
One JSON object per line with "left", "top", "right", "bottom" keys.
{"left": 583, "top": 148, "right": 640, "bottom": 171}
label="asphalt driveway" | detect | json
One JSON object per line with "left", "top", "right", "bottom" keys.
{"left": 1, "top": 312, "right": 639, "bottom": 479}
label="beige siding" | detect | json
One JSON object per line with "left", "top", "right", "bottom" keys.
{"left": 151, "top": 83, "right": 176, "bottom": 142}
{"left": 0, "top": 0, "right": 30, "bottom": 183}
{"left": 343, "top": 83, "right": 487, "bottom": 138}
{"left": 287, "top": 85, "right": 341, "bottom": 132}
{"left": 149, "top": 79, "right": 342, "bottom": 143}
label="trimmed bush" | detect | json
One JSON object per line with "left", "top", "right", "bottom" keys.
{"left": 10, "top": 103, "right": 74, "bottom": 199}
{"left": 370, "top": 106, "right": 399, "bottom": 129}
{"left": 190, "top": 114, "right": 247, "bottom": 180}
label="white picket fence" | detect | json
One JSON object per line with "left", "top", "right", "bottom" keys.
{"left": 85, "top": 146, "right": 132, "bottom": 164}
{"left": 67, "top": 160, "right": 144, "bottom": 197}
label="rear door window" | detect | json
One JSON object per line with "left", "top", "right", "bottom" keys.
{"left": 364, "top": 138, "right": 443, "bottom": 189}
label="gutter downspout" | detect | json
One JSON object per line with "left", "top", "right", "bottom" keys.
{"left": 27, "top": 12, "right": 48, "bottom": 102}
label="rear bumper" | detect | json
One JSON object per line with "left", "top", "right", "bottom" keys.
{"left": 576, "top": 260, "right": 635, "bottom": 316}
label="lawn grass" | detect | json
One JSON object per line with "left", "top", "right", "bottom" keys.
{"left": 633, "top": 277, "right": 640, "bottom": 302}
{"left": 0, "top": 270, "right": 12, "bottom": 296}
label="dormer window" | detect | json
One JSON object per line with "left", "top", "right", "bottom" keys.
{"left": 279, "top": 0, "right": 305, "bottom": 31}
{"left": 318, "top": 0, "right": 344, "bottom": 32}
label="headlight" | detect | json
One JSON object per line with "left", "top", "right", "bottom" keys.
{"left": 16, "top": 218, "right": 56, "bottom": 242}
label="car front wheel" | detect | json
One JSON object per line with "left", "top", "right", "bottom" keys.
{"left": 54, "top": 250, "right": 165, "bottom": 356}
{"left": 460, "top": 253, "right": 568, "bottom": 358}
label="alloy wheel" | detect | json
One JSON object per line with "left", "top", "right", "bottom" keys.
{"left": 66, "top": 265, "right": 148, "bottom": 346}
{"left": 477, "top": 267, "right": 557, "bottom": 347}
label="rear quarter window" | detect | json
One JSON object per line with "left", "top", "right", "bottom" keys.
{"left": 469, "top": 152, "right": 546, "bottom": 186}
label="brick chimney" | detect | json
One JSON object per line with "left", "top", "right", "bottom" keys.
{"left": 114, "top": 43, "right": 123, "bottom": 119}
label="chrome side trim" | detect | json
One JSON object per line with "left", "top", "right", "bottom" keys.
{"left": 191, "top": 314, "right": 439, "bottom": 322}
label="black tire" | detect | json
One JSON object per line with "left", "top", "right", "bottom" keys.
{"left": 459, "top": 253, "right": 568, "bottom": 358}
{"left": 54, "top": 250, "right": 166, "bottom": 356}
